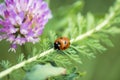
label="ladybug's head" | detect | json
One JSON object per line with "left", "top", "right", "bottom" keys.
{"left": 54, "top": 41, "right": 61, "bottom": 50}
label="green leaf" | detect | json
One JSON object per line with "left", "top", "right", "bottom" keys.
{"left": 86, "top": 13, "right": 95, "bottom": 31}
{"left": 0, "top": 60, "right": 11, "bottom": 69}
{"left": 24, "top": 64, "right": 66, "bottom": 80}
{"left": 17, "top": 54, "right": 25, "bottom": 62}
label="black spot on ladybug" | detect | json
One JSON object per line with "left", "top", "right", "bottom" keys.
{"left": 69, "top": 42, "right": 70, "bottom": 45}
{"left": 60, "top": 37, "right": 63, "bottom": 39}
{"left": 63, "top": 47, "right": 66, "bottom": 49}
{"left": 64, "top": 41, "right": 66, "bottom": 44}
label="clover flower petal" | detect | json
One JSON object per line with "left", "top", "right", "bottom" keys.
{"left": 0, "top": 0, "right": 52, "bottom": 52}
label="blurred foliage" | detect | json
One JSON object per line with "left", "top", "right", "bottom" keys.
{"left": 0, "top": 0, "right": 120, "bottom": 80}
{"left": 24, "top": 64, "right": 66, "bottom": 80}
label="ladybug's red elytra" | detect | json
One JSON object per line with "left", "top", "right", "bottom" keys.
{"left": 54, "top": 37, "right": 70, "bottom": 50}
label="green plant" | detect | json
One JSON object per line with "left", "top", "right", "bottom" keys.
{"left": 0, "top": 0, "right": 120, "bottom": 80}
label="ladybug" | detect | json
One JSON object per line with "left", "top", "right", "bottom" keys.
{"left": 54, "top": 37, "right": 70, "bottom": 50}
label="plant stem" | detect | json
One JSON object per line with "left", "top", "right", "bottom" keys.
{"left": 70, "top": 11, "right": 114, "bottom": 43}
{"left": 0, "top": 48, "right": 54, "bottom": 78}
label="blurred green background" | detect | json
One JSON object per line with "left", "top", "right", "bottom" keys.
{"left": 0, "top": 0, "right": 120, "bottom": 80}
